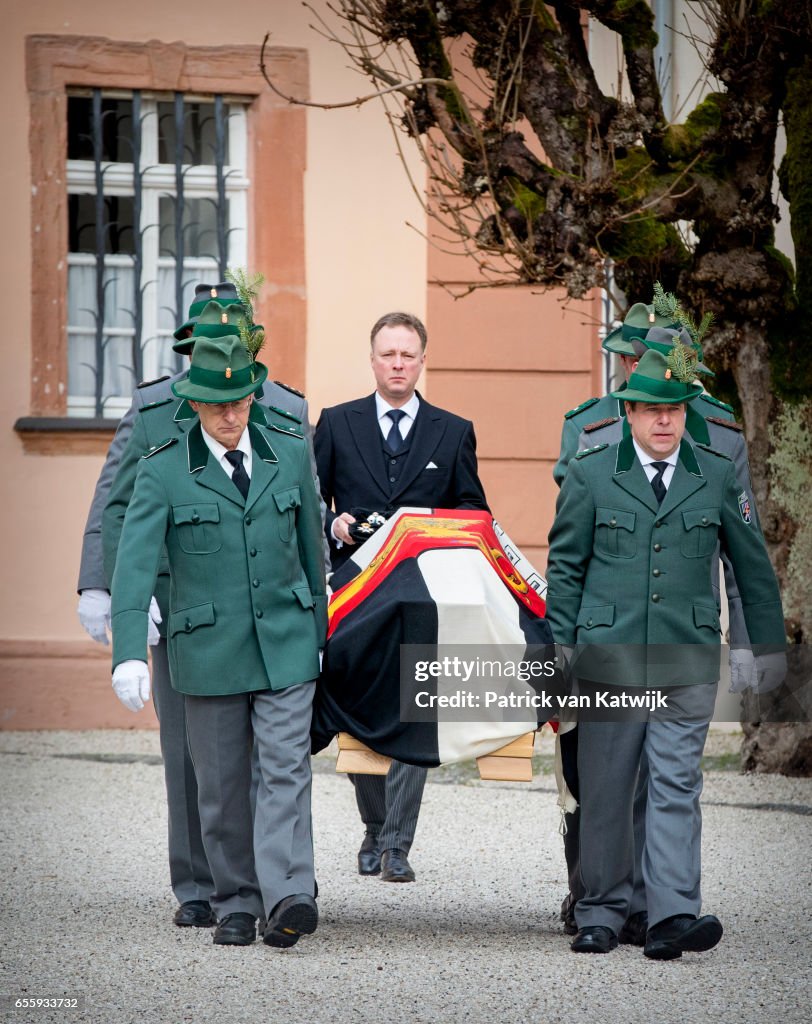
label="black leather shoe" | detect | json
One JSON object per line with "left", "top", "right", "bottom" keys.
{"left": 358, "top": 830, "right": 381, "bottom": 875}
{"left": 263, "top": 893, "right": 319, "bottom": 948}
{"left": 173, "top": 900, "right": 216, "bottom": 928}
{"left": 560, "top": 892, "right": 577, "bottom": 936}
{"left": 213, "top": 912, "right": 256, "bottom": 946}
{"left": 618, "top": 910, "right": 648, "bottom": 946}
{"left": 571, "top": 926, "right": 618, "bottom": 954}
{"left": 380, "top": 848, "right": 415, "bottom": 883}
{"left": 644, "top": 914, "right": 723, "bottom": 960}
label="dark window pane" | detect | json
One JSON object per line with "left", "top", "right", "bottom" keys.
{"left": 159, "top": 196, "right": 227, "bottom": 260}
{"left": 157, "top": 101, "right": 228, "bottom": 165}
{"left": 69, "top": 194, "right": 135, "bottom": 254}
{"left": 68, "top": 96, "right": 134, "bottom": 162}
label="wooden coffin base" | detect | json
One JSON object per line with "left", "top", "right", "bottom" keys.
{"left": 335, "top": 731, "right": 536, "bottom": 782}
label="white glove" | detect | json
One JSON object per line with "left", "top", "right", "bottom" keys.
{"left": 78, "top": 589, "right": 111, "bottom": 645}
{"left": 147, "top": 596, "right": 162, "bottom": 647}
{"left": 112, "top": 660, "right": 151, "bottom": 712}
{"left": 753, "top": 652, "right": 787, "bottom": 694}
{"left": 728, "top": 647, "right": 756, "bottom": 693}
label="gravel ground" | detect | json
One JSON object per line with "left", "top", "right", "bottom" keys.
{"left": 1, "top": 729, "right": 810, "bottom": 1024}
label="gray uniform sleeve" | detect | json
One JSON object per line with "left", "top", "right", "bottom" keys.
{"left": 76, "top": 398, "right": 140, "bottom": 592}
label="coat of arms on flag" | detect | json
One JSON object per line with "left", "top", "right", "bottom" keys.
{"left": 311, "top": 509, "right": 554, "bottom": 766}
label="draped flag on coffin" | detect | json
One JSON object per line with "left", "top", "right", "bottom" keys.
{"left": 311, "top": 509, "right": 554, "bottom": 766}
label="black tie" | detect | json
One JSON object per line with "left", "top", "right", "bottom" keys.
{"left": 650, "top": 461, "right": 669, "bottom": 505}
{"left": 224, "top": 450, "right": 250, "bottom": 499}
{"left": 386, "top": 409, "right": 406, "bottom": 454}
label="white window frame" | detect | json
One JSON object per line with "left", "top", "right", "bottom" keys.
{"left": 65, "top": 92, "right": 248, "bottom": 418}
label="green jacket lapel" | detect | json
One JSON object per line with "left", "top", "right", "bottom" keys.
{"left": 186, "top": 421, "right": 246, "bottom": 508}
{"left": 611, "top": 434, "right": 659, "bottom": 513}
{"left": 658, "top": 439, "right": 706, "bottom": 517}
{"left": 245, "top": 422, "right": 279, "bottom": 511}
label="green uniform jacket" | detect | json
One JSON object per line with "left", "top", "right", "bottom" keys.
{"left": 545, "top": 435, "right": 784, "bottom": 685}
{"left": 110, "top": 419, "right": 327, "bottom": 695}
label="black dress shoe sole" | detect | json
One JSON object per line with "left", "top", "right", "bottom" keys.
{"left": 644, "top": 918, "right": 723, "bottom": 960}
{"left": 571, "top": 936, "right": 618, "bottom": 954}
{"left": 212, "top": 926, "right": 255, "bottom": 946}
{"left": 381, "top": 870, "right": 415, "bottom": 882}
{"left": 174, "top": 903, "right": 216, "bottom": 928}
{"left": 263, "top": 898, "right": 319, "bottom": 949}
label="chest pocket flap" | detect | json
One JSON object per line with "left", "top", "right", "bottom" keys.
{"left": 682, "top": 507, "right": 721, "bottom": 558}
{"left": 171, "top": 503, "right": 221, "bottom": 554}
{"left": 273, "top": 486, "right": 301, "bottom": 542}
{"left": 595, "top": 507, "right": 636, "bottom": 558}
{"left": 172, "top": 503, "right": 220, "bottom": 526}
{"left": 273, "top": 486, "right": 301, "bottom": 513}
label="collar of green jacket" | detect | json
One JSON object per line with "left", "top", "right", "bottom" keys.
{"left": 614, "top": 434, "right": 702, "bottom": 477}
{"left": 186, "top": 419, "right": 279, "bottom": 473}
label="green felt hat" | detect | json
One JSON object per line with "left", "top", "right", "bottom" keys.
{"left": 632, "top": 326, "right": 715, "bottom": 377}
{"left": 173, "top": 299, "right": 248, "bottom": 355}
{"left": 173, "top": 283, "right": 244, "bottom": 348}
{"left": 172, "top": 335, "right": 268, "bottom": 403}
{"left": 611, "top": 349, "right": 703, "bottom": 404}
{"left": 603, "top": 302, "right": 682, "bottom": 356}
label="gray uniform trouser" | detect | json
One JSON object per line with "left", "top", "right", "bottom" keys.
{"left": 184, "top": 682, "right": 316, "bottom": 920}
{"left": 350, "top": 761, "right": 427, "bottom": 854}
{"left": 575, "top": 683, "right": 716, "bottom": 934}
{"left": 150, "top": 638, "right": 213, "bottom": 904}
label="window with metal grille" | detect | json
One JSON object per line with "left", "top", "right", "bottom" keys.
{"left": 66, "top": 90, "right": 248, "bottom": 418}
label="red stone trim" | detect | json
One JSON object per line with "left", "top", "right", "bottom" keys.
{"left": 26, "top": 34, "right": 308, "bottom": 418}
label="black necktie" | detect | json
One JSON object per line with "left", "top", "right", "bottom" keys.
{"left": 386, "top": 409, "right": 406, "bottom": 454}
{"left": 224, "top": 450, "right": 250, "bottom": 499}
{"left": 650, "top": 461, "right": 669, "bottom": 505}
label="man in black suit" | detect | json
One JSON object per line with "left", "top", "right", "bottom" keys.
{"left": 314, "top": 311, "right": 489, "bottom": 882}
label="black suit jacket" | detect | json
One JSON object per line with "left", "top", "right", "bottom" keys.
{"left": 314, "top": 392, "right": 489, "bottom": 570}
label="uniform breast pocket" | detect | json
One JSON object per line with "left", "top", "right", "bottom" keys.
{"left": 681, "top": 508, "right": 721, "bottom": 558}
{"left": 273, "top": 486, "right": 301, "bottom": 542}
{"left": 171, "top": 503, "right": 221, "bottom": 554}
{"left": 594, "top": 507, "right": 637, "bottom": 558}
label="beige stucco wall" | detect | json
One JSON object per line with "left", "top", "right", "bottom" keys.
{"left": 0, "top": 0, "right": 426, "bottom": 648}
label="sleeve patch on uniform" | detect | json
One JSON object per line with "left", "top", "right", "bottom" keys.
{"left": 564, "top": 396, "right": 599, "bottom": 420}
{"left": 583, "top": 416, "right": 619, "bottom": 433}
{"left": 574, "top": 443, "right": 608, "bottom": 459}
{"left": 738, "top": 491, "right": 753, "bottom": 523}
{"left": 706, "top": 415, "right": 742, "bottom": 431}
{"left": 273, "top": 379, "right": 305, "bottom": 399}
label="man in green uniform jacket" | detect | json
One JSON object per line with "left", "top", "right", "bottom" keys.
{"left": 545, "top": 348, "right": 785, "bottom": 960}
{"left": 110, "top": 335, "right": 327, "bottom": 950}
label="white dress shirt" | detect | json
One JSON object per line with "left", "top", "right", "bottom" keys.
{"left": 632, "top": 439, "right": 678, "bottom": 491}
{"left": 199, "top": 424, "right": 253, "bottom": 481}
{"left": 375, "top": 391, "right": 420, "bottom": 443}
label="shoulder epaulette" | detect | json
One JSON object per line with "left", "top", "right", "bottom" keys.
{"left": 140, "top": 397, "right": 174, "bottom": 413}
{"left": 699, "top": 394, "right": 734, "bottom": 414}
{"left": 564, "top": 396, "right": 599, "bottom": 420}
{"left": 273, "top": 380, "right": 305, "bottom": 400}
{"left": 141, "top": 437, "right": 178, "bottom": 459}
{"left": 583, "top": 416, "right": 619, "bottom": 433}
{"left": 575, "top": 443, "right": 608, "bottom": 459}
{"left": 269, "top": 404, "right": 303, "bottom": 424}
{"left": 267, "top": 421, "right": 304, "bottom": 440}
{"left": 696, "top": 443, "right": 732, "bottom": 460}
{"left": 137, "top": 375, "right": 170, "bottom": 389}
{"left": 706, "top": 415, "right": 742, "bottom": 432}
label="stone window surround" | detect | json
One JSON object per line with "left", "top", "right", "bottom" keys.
{"left": 20, "top": 34, "right": 308, "bottom": 453}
